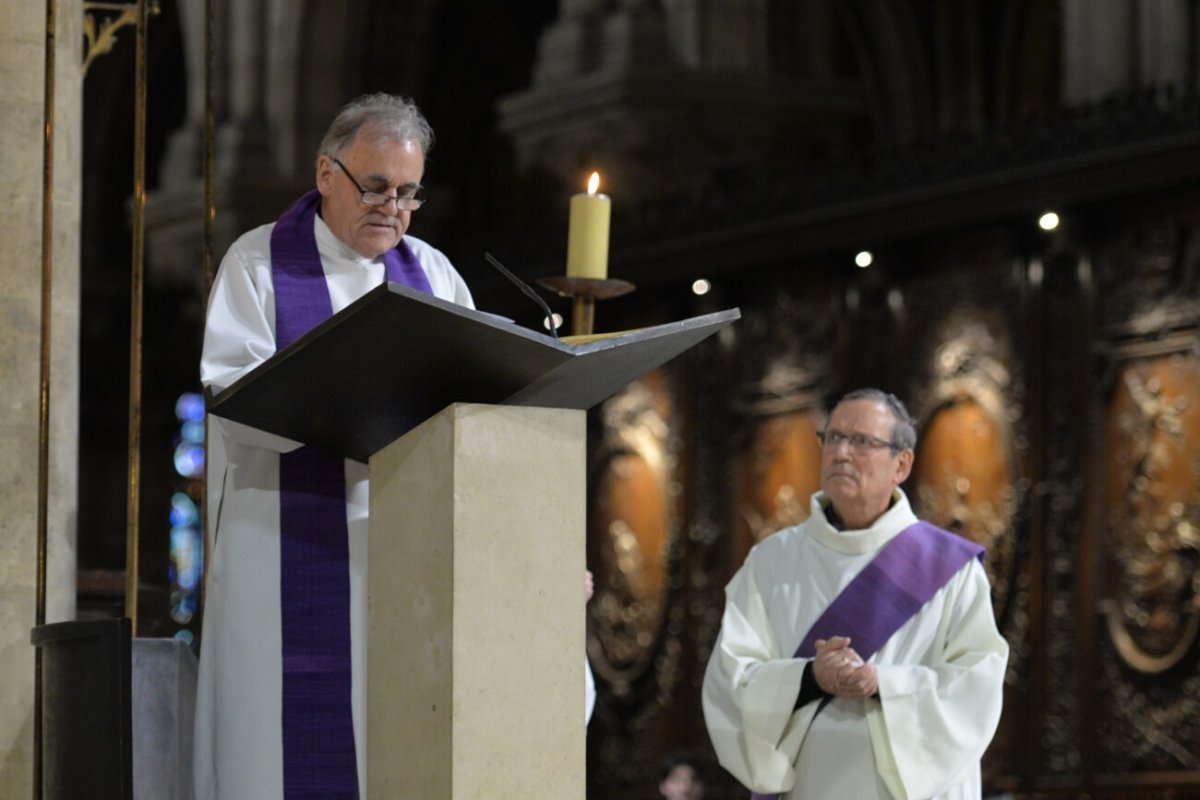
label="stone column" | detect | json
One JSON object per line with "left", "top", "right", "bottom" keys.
{"left": 1063, "top": 0, "right": 1193, "bottom": 105}
{"left": 1136, "top": 0, "right": 1192, "bottom": 89}
{"left": 0, "top": 0, "right": 82, "bottom": 795}
{"left": 1062, "top": 0, "right": 1135, "bottom": 104}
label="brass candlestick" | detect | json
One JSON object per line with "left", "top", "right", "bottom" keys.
{"left": 537, "top": 276, "right": 635, "bottom": 337}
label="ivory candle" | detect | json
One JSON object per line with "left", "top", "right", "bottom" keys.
{"left": 566, "top": 172, "right": 610, "bottom": 279}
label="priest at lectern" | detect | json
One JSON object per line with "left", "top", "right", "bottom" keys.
{"left": 195, "top": 93, "right": 473, "bottom": 800}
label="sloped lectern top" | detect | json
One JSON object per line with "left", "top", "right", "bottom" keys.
{"left": 206, "top": 281, "right": 739, "bottom": 462}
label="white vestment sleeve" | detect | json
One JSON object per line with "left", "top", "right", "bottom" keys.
{"left": 702, "top": 563, "right": 817, "bottom": 794}
{"left": 202, "top": 231, "right": 305, "bottom": 455}
{"left": 584, "top": 659, "right": 596, "bottom": 725}
{"left": 202, "top": 238, "right": 277, "bottom": 393}
{"left": 405, "top": 234, "right": 475, "bottom": 310}
{"left": 870, "top": 559, "right": 1009, "bottom": 800}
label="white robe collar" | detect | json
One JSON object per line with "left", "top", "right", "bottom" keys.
{"left": 807, "top": 489, "right": 918, "bottom": 555}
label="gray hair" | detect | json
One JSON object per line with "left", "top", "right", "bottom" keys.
{"left": 316, "top": 93, "right": 434, "bottom": 168}
{"left": 836, "top": 388, "right": 917, "bottom": 451}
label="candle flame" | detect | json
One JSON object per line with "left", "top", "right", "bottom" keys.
{"left": 587, "top": 172, "right": 600, "bottom": 195}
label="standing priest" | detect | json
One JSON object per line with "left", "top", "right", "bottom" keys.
{"left": 195, "top": 93, "right": 473, "bottom": 800}
{"left": 703, "top": 388, "right": 1008, "bottom": 800}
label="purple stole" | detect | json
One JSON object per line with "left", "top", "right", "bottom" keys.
{"left": 270, "top": 190, "right": 431, "bottom": 799}
{"left": 751, "top": 520, "right": 984, "bottom": 800}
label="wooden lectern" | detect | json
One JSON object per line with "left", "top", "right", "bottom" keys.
{"left": 208, "top": 283, "right": 738, "bottom": 798}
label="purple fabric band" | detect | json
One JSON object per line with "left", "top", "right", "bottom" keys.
{"left": 278, "top": 447, "right": 356, "bottom": 798}
{"left": 795, "top": 520, "right": 984, "bottom": 660}
{"left": 750, "top": 521, "right": 984, "bottom": 800}
{"left": 270, "top": 190, "right": 432, "bottom": 797}
{"left": 273, "top": 191, "right": 432, "bottom": 352}
{"left": 382, "top": 233, "right": 433, "bottom": 296}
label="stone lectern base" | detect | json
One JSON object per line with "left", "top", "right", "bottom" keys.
{"left": 367, "top": 403, "right": 586, "bottom": 799}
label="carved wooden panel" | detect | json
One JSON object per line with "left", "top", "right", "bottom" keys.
{"left": 581, "top": 202, "right": 1200, "bottom": 797}
{"left": 1093, "top": 214, "right": 1200, "bottom": 335}
{"left": 584, "top": 336, "right": 739, "bottom": 797}
{"left": 1086, "top": 200, "right": 1200, "bottom": 788}
{"left": 1102, "top": 346, "right": 1200, "bottom": 676}
{"left": 588, "top": 371, "right": 681, "bottom": 698}
{"left": 909, "top": 319, "right": 1022, "bottom": 619}
{"left": 1091, "top": 337, "right": 1200, "bottom": 777}
{"left": 729, "top": 288, "right": 838, "bottom": 564}
{"left": 734, "top": 411, "right": 822, "bottom": 546}
{"left": 897, "top": 237, "right": 1037, "bottom": 788}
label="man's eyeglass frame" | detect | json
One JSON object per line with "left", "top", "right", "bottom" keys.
{"left": 817, "top": 430, "right": 903, "bottom": 455}
{"left": 330, "top": 156, "right": 425, "bottom": 211}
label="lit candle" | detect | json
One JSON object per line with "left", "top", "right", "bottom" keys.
{"left": 566, "top": 172, "right": 611, "bottom": 279}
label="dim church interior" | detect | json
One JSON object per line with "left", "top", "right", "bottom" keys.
{"left": 5, "top": 1, "right": 1200, "bottom": 798}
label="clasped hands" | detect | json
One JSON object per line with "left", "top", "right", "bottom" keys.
{"left": 812, "top": 636, "right": 878, "bottom": 699}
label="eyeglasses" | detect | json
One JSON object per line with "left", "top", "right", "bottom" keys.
{"left": 817, "top": 429, "right": 901, "bottom": 455}
{"left": 330, "top": 156, "right": 425, "bottom": 211}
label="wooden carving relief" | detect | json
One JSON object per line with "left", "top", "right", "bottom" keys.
{"left": 736, "top": 410, "right": 822, "bottom": 542}
{"left": 905, "top": 312, "right": 1031, "bottom": 786}
{"left": 1102, "top": 345, "right": 1200, "bottom": 675}
{"left": 909, "top": 317, "right": 1024, "bottom": 625}
{"left": 731, "top": 290, "right": 836, "bottom": 560}
{"left": 587, "top": 370, "right": 683, "bottom": 701}
{"left": 1094, "top": 337, "right": 1200, "bottom": 774}
{"left": 1094, "top": 218, "right": 1199, "bottom": 334}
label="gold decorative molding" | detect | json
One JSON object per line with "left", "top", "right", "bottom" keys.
{"left": 82, "top": 1, "right": 159, "bottom": 78}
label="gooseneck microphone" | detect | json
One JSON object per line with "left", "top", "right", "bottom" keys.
{"left": 483, "top": 252, "right": 559, "bottom": 340}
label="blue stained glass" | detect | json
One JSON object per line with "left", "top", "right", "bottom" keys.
{"left": 182, "top": 420, "right": 205, "bottom": 443}
{"left": 168, "top": 397, "right": 207, "bottom": 638}
{"left": 169, "top": 493, "right": 199, "bottom": 528}
{"left": 171, "top": 591, "right": 197, "bottom": 624}
{"left": 170, "top": 526, "right": 192, "bottom": 555}
{"left": 174, "top": 442, "right": 205, "bottom": 477}
{"left": 176, "top": 392, "right": 205, "bottom": 422}
{"left": 179, "top": 564, "right": 200, "bottom": 591}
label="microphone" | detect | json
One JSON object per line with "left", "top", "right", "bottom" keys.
{"left": 484, "top": 252, "right": 559, "bottom": 340}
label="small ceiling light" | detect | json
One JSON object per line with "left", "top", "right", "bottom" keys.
{"left": 692, "top": 279, "right": 712, "bottom": 296}
{"left": 855, "top": 250, "right": 874, "bottom": 268}
{"left": 1038, "top": 212, "right": 1060, "bottom": 231}
{"left": 543, "top": 313, "right": 563, "bottom": 331}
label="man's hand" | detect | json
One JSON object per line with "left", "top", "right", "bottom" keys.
{"left": 813, "top": 637, "right": 878, "bottom": 699}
